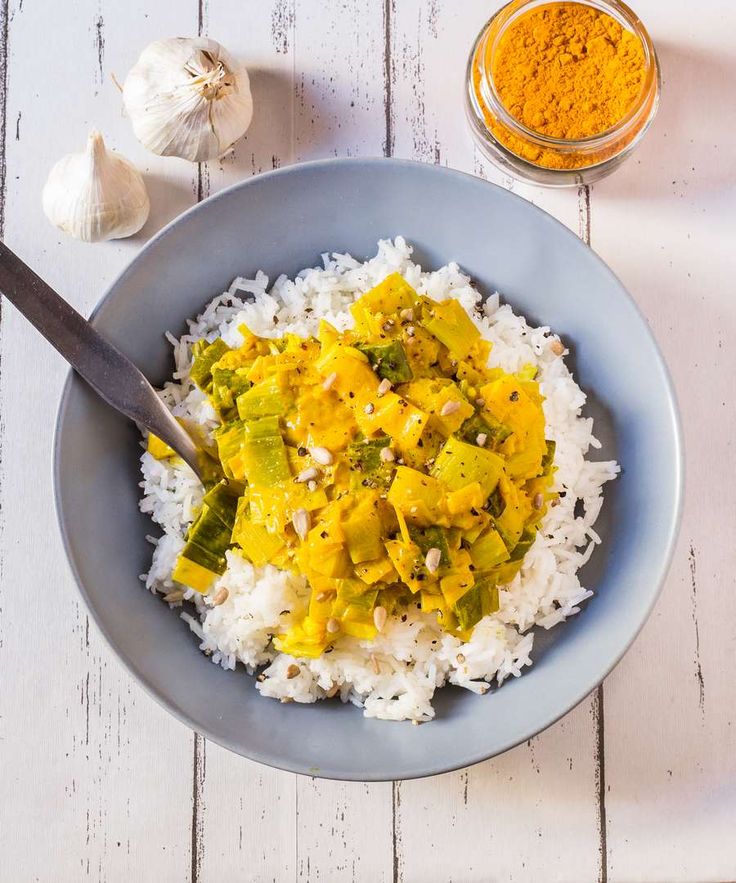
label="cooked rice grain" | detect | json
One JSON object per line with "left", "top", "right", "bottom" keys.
{"left": 139, "top": 237, "right": 618, "bottom": 722}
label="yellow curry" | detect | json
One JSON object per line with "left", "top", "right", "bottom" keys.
{"left": 149, "top": 273, "right": 557, "bottom": 657}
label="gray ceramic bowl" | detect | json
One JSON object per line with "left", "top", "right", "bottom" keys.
{"left": 54, "top": 158, "right": 682, "bottom": 781}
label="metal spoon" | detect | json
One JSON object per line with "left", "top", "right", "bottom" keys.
{"left": 0, "top": 241, "right": 209, "bottom": 481}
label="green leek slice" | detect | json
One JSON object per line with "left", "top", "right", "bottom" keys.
{"left": 431, "top": 436, "right": 505, "bottom": 495}
{"left": 357, "top": 340, "right": 413, "bottom": 383}
{"left": 454, "top": 584, "right": 483, "bottom": 631}
{"left": 190, "top": 338, "right": 230, "bottom": 392}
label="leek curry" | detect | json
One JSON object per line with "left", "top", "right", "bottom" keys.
{"left": 148, "top": 273, "right": 557, "bottom": 657}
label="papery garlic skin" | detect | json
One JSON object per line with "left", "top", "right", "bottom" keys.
{"left": 42, "top": 131, "right": 150, "bottom": 242}
{"left": 123, "top": 37, "right": 253, "bottom": 163}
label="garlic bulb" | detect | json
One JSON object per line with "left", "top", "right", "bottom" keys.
{"left": 123, "top": 37, "right": 253, "bottom": 163}
{"left": 42, "top": 131, "right": 150, "bottom": 242}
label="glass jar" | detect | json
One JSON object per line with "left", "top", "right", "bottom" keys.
{"left": 465, "top": 0, "right": 661, "bottom": 187}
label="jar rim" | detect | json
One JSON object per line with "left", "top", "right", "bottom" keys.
{"left": 473, "top": 0, "right": 660, "bottom": 152}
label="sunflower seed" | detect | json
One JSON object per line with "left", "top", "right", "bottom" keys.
{"left": 440, "top": 400, "right": 461, "bottom": 417}
{"left": 326, "top": 617, "right": 340, "bottom": 634}
{"left": 292, "top": 508, "right": 311, "bottom": 540}
{"left": 377, "top": 378, "right": 393, "bottom": 397}
{"left": 296, "top": 466, "right": 319, "bottom": 483}
{"left": 212, "top": 587, "right": 229, "bottom": 606}
{"left": 476, "top": 433, "right": 488, "bottom": 447}
{"left": 533, "top": 493, "right": 544, "bottom": 510}
{"left": 322, "top": 371, "right": 338, "bottom": 390}
{"left": 379, "top": 446, "right": 395, "bottom": 463}
{"left": 425, "top": 548, "right": 441, "bottom": 573}
{"left": 373, "top": 605, "right": 388, "bottom": 631}
{"left": 399, "top": 308, "right": 414, "bottom": 321}
{"left": 364, "top": 402, "right": 375, "bottom": 414}
{"left": 309, "top": 446, "right": 333, "bottom": 466}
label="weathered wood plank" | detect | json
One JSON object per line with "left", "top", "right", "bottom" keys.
{"left": 0, "top": 1, "right": 199, "bottom": 880}
{"left": 187, "top": 3, "right": 299, "bottom": 881}
{"left": 296, "top": 780, "right": 394, "bottom": 882}
{"left": 395, "top": 702, "right": 601, "bottom": 883}
{"left": 388, "top": 3, "right": 602, "bottom": 880}
{"left": 289, "top": 5, "right": 393, "bottom": 873}
{"left": 193, "top": 2, "right": 393, "bottom": 881}
{"left": 590, "top": 3, "right": 736, "bottom": 878}
{"left": 292, "top": 0, "right": 386, "bottom": 163}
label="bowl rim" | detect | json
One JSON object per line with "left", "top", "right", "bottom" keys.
{"left": 52, "top": 156, "right": 684, "bottom": 781}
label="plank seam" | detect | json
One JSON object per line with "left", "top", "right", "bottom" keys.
{"left": 385, "top": 6, "right": 401, "bottom": 878}
{"left": 689, "top": 544, "right": 705, "bottom": 714}
{"left": 383, "top": 0, "right": 394, "bottom": 157}
{"left": 294, "top": 776, "right": 299, "bottom": 882}
{"left": 0, "top": 0, "right": 10, "bottom": 659}
{"left": 392, "top": 780, "right": 401, "bottom": 883}
{"left": 595, "top": 685, "right": 608, "bottom": 883}
{"left": 190, "top": 9, "right": 209, "bottom": 882}
{"left": 579, "top": 182, "right": 608, "bottom": 883}
{"left": 0, "top": 0, "right": 9, "bottom": 238}
{"left": 191, "top": 733, "right": 206, "bottom": 883}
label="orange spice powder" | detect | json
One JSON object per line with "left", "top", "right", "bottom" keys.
{"left": 472, "top": 1, "right": 649, "bottom": 170}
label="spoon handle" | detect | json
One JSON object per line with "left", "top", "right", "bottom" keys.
{"left": 0, "top": 240, "right": 204, "bottom": 479}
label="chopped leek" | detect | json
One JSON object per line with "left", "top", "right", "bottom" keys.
{"left": 469, "top": 528, "right": 510, "bottom": 571}
{"left": 236, "top": 435, "right": 291, "bottom": 486}
{"left": 169, "top": 271, "right": 552, "bottom": 646}
{"left": 357, "top": 340, "right": 413, "bottom": 383}
{"left": 459, "top": 412, "right": 513, "bottom": 449}
{"left": 454, "top": 584, "right": 483, "bottom": 631}
{"left": 421, "top": 297, "right": 480, "bottom": 360}
{"left": 202, "top": 481, "right": 239, "bottom": 530}
{"left": 190, "top": 338, "right": 230, "bottom": 392}
{"left": 232, "top": 513, "right": 285, "bottom": 566}
{"left": 346, "top": 436, "right": 393, "bottom": 488}
{"left": 236, "top": 376, "right": 291, "bottom": 420}
{"left": 541, "top": 439, "right": 556, "bottom": 473}
{"left": 508, "top": 526, "right": 537, "bottom": 562}
{"left": 147, "top": 432, "right": 176, "bottom": 460}
{"left": 408, "top": 525, "right": 451, "bottom": 566}
{"left": 431, "top": 436, "right": 505, "bottom": 496}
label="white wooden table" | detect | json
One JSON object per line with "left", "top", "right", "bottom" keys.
{"left": 0, "top": 1, "right": 732, "bottom": 880}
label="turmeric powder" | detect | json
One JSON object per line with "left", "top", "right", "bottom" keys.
{"left": 469, "top": 0, "right": 655, "bottom": 171}
{"left": 493, "top": 3, "right": 646, "bottom": 139}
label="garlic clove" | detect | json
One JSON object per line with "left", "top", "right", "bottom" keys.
{"left": 123, "top": 37, "right": 253, "bottom": 163}
{"left": 42, "top": 131, "right": 150, "bottom": 243}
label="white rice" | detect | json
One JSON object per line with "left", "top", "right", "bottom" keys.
{"left": 139, "top": 237, "right": 618, "bottom": 723}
